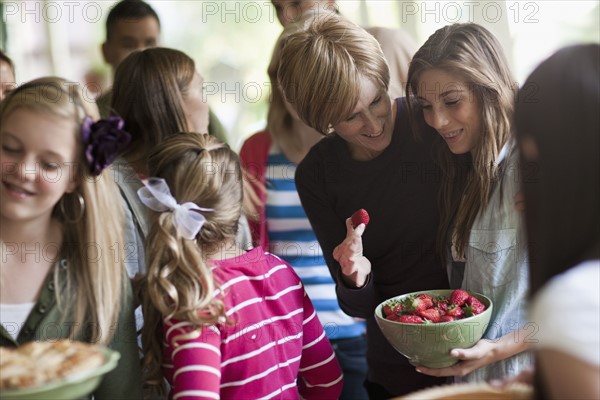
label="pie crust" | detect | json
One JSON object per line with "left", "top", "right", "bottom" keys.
{"left": 0, "top": 340, "right": 105, "bottom": 389}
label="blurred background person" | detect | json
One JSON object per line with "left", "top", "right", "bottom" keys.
{"left": 97, "top": 0, "right": 228, "bottom": 143}
{"left": 515, "top": 44, "right": 600, "bottom": 400}
{"left": 111, "top": 48, "right": 252, "bottom": 265}
{"left": 0, "top": 50, "right": 16, "bottom": 101}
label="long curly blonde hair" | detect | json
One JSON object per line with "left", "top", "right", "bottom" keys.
{"left": 141, "top": 133, "right": 242, "bottom": 391}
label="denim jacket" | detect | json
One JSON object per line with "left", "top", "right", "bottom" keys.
{"left": 451, "top": 143, "right": 534, "bottom": 382}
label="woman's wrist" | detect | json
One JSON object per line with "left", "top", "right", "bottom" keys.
{"left": 339, "top": 268, "right": 370, "bottom": 289}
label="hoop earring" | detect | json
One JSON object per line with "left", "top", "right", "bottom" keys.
{"left": 59, "top": 192, "right": 85, "bottom": 223}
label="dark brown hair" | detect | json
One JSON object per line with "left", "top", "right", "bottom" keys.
{"left": 515, "top": 43, "right": 600, "bottom": 400}
{"left": 515, "top": 44, "right": 600, "bottom": 296}
{"left": 111, "top": 47, "right": 194, "bottom": 165}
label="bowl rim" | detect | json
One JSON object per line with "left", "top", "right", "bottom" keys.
{"left": 374, "top": 288, "right": 493, "bottom": 326}
{"left": 0, "top": 346, "right": 120, "bottom": 395}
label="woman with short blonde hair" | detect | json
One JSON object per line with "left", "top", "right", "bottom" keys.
{"left": 276, "top": 14, "right": 449, "bottom": 398}
{"left": 278, "top": 15, "right": 390, "bottom": 136}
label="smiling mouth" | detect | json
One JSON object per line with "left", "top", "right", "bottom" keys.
{"left": 442, "top": 129, "right": 462, "bottom": 139}
{"left": 2, "top": 180, "right": 35, "bottom": 196}
{"left": 365, "top": 129, "right": 384, "bottom": 138}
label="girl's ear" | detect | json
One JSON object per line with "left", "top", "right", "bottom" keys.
{"left": 65, "top": 180, "right": 79, "bottom": 194}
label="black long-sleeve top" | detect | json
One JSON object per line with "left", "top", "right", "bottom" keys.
{"left": 295, "top": 98, "right": 449, "bottom": 396}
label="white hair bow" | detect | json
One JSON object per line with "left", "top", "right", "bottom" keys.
{"left": 137, "top": 177, "right": 213, "bottom": 240}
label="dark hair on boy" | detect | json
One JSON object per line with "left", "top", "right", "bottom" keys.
{"left": 106, "top": 0, "right": 161, "bottom": 41}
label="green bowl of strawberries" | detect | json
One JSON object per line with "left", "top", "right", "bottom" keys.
{"left": 374, "top": 289, "right": 493, "bottom": 368}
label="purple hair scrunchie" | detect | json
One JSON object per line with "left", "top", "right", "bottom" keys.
{"left": 81, "top": 116, "right": 131, "bottom": 176}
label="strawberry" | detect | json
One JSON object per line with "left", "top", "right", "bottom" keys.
{"left": 433, "top": 296, "right": 448, "bottom": 311}
{"left": 446, "top": 305, "right": 464, "bottom": 319}
{"left": 463, "top": 296, "right": 486, "bottom": 316}
{"left": 418, "top": 308, "right": 441, "bottom": 323}
{"left": 402, "top": 294, "right": 433, "bottom": 313}
{"left": 382, "top": 302, "right": 403, "bottom": 317}
{"left": 418, "top": 294, "right": 435, "bottom": 309}
{"left": 449, "top": 289, "right": 470, "bottom": 306}
{"left": 440, "top": 315, "right": 456, "bottom": 323}
{"left": 381, "top": 304, "right": 394, "bottom": 317}
{"left": 351, "top": 209, "right": 370, "bottom": 228}
{"left": 382, "top": 304, "right": 394, "bottom": 317}
{"left": 386, "top": 313, "right": 401, "bottom": 322}
{"left": 398, "top": 315, "right": 424, "bottom": 324}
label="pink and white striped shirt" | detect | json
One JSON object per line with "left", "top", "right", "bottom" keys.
{"left": 162, "top": 247, "right": 343, "bottom": 400}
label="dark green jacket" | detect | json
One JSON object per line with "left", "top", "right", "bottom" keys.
{"left": 0, "top": 261, "right": 143, "bottom": 399}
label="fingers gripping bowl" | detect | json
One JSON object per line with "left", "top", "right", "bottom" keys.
{"left": 375, "top": 289, "right": 493, "bottom": 368}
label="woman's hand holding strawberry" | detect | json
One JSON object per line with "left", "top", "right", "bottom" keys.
{"left": 333, "top": 218, "right": 371, "bottom": 288}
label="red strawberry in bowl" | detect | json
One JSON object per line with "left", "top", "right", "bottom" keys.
{"left": 463, "top": 296, "right": 486, "bottom": 316}
{"left": 398, "top": 315, "right": 424, "bottom": 324}
{"left": 376, "top": 289, "right": 493, "bottom": 368}
{"left": 382, "top": 301, "right": 403, "bottom": 318}
{"left": 440, "top": 315, "right": 455, "bottom": 323}
{"left": 351, "top": 209, "right": 370, "bottom": 229}
{"left": 446, "top": 305, "right": 464, "bottom": 319}
{"left": 418, "top": 308, "right": 441, "bottom": 323}
{"left": 449, "top": 289, "right": 470, "bottom": 306}
{"left": 402, "top": 293, "right": 433, "bottom": 313}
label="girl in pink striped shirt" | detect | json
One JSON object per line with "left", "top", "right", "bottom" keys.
{"left": 139, "top": 133, "right": 343, "bottom": 400}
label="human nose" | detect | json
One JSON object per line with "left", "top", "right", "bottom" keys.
{"left": 362, "top": 111, "right": 382, "bottom": 134}
{"left": 19, "top": 157, "right": 38, "bottom": 182}
{"left": 427, "top": 107, "right": 450, "bottom": 131}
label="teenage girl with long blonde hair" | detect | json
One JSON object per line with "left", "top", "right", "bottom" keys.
{"left": 0, "top": 77, "right": 141, "bottom": 398}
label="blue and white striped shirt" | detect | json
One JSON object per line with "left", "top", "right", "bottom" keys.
{"left": 265, "top": 145, "right": 365, "bottom": 340}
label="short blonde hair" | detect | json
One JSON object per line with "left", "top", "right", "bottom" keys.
{"left": 277, "top": 14, "right": 390, "bottom": 135}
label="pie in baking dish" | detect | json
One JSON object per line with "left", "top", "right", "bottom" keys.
{"left": 397, "top": 382, "right": 533, "bottom": 400}
{"left": 0, "top": 340, "right": 105, "bottom": 389}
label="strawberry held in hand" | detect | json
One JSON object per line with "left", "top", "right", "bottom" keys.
{"left": 350, "top": 209, "right": 370, "bottom": 229}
